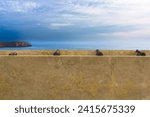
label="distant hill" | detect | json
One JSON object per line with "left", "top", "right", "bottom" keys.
{"left": 0, "top": 41, "right": 32, "bottom": 47}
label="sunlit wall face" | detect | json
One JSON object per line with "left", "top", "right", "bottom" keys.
{"left": 0, "top": 0, "right": 150, "bottom": 42}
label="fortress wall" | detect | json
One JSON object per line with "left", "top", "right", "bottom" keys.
{"left": 0, "top": 56, "right": 149, "bottom": 100}
{"left": 0, "top": 50, "right": 142, "bottom": 55}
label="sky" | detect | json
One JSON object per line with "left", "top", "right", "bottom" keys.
{"left": 0, "top": 0, "right": 150, "bottom": 42}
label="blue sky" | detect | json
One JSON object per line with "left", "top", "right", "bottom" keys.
{"left": 0, "top": 0, "right": 150, "bottom": 42}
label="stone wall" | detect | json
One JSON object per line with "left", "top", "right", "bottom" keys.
{"left": 0, "top": 55, "right": 149, "bottom": 99}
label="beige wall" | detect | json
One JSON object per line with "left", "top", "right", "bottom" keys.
{"left": 0, "top": 50, "right": 141, "bottom": 55}
{"left": 0, "top": 55, "right": 149, "bottom": 100}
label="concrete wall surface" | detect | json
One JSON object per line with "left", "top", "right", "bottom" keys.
{"left": 0, "top": 56, "right": 149, "bottom": 100}
{"left": 0, "top": 50, "right": 149, "bottom": 55}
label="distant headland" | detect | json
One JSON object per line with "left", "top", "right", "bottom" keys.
{"left": 0, "top": 41, "right": 32, "bottom": 47}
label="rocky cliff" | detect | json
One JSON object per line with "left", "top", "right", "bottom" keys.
{"left": 0, "top": 41, "right": 32, "bottom": 47}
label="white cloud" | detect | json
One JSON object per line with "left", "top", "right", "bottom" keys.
{"left": 2, "top": 0, "right": 150, "bottom": 27}
{"left": 0, "top": 0, "right": 40, "bottom": 13}
{"left": 91, "top": 27, "right": 150, "bottom": 40}
{"left": 1, "top": 0, "right": 150, "bottom": 39}
{"left": 49, "top": 23, "right": 73, "bottom": 29}
{"left": 60, "top": 0, "right": 150, "bottom": 27}
{"left": 112, "top": 29, "right": 150, "bottom": 38}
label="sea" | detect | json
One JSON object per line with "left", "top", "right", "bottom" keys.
{"left": 0, "top": 39, "right": 150, "bottom": 50}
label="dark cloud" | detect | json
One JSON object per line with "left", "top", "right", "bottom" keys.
{"left": 0, "top": 27, "right": 22, "bottom": 41}
{"left": 0, "top": 0, "right": 150, "bottom": 43}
